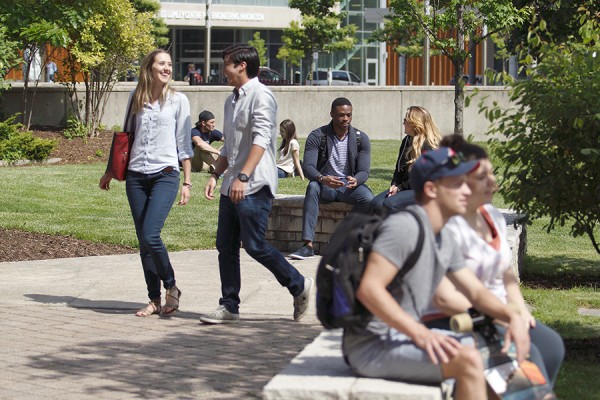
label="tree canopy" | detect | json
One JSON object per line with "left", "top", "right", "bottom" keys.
{"left": 482, "top": 7, "right": 600, "bottom": 253}
{"left": 278, "top": 0, "right": 356, "bottom": 83}
{"left": 378, "top": 0, "right": 530, "bottom": 134}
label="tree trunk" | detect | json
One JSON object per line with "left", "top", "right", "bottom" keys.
{"left": 454, "top": 3, "right": 465, "bottom": 136}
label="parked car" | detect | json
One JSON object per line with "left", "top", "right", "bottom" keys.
{"left": 305, "top": 69, "right": 366, "bottom": 86}
{"left": 258, "top": 67, "right": 290, "bottom": 85}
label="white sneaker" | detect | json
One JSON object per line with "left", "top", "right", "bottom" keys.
{"left": 293, "top": 277, "right": 313, "bottom": 321}
{"left": 199, "top": 305, "right": 240, "bottom": 324}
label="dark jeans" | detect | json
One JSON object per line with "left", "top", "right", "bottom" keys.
{"left": 371, "top": 189, "right": 416, "bottom": 211}
{"left": 126, "top": 169, "right": 179, "bottom": 300}
{"left": 216, "top": 186, "right": 305, "bottom": 313}
{"left": 277, "top": 167, "right": 288, "bottom": 178}
{"left": 426, "top": 317, "right": 564, "bottom": 387}
{"left": 301, "top": 181, "right": 374, "bottom": 241}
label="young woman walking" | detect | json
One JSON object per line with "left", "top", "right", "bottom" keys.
{"left": 99, "top": 49, "right": 194, "bottom": 317}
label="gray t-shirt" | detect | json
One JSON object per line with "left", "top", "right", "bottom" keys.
{"left": 344, "top": 205, "right": 465, "bottom": 348}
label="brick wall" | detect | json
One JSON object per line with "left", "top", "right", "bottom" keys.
{"left": 266, "top": 195, "right": 353, "bottom": 254}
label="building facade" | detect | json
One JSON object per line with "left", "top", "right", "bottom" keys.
{"left": 159, "top": 0, "right": 387, "bottom": 84}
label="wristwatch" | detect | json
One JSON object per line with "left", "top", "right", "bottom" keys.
{"left": 237, "top": 172, "right": 250, "bottom": 182}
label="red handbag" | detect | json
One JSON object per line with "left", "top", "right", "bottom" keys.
{"left": 106, "top": 101, "right": 135, "bottom": 181}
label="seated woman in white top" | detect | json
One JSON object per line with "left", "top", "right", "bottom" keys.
{"left": 427, "top": 135, "right": 564, "bottom": 387}
{"left": 276, "top": 119, "right": 304, "bottom": 180}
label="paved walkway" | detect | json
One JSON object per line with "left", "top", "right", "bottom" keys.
{"left": 0, "top": 250, "right": 321, "bottom": 399}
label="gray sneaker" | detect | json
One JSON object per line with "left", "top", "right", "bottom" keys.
{"left": 199, "top": 305, "right": 240, "bottom": 324}
{"left": 293, "top": 277, "right": 314, "bottom": 321}
{"left": 290, "top": 245, "right": 314, "bottom": 260}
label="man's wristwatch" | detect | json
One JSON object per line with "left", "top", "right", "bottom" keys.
{"left": 210, "top": 172, "right": 220, "bottom": 180}
{"left": 237, "top": 172, "right": 250, "bottom": 182}
{"left": 317, "top": 175, "right": 324, "bottom": 183}
{"left": 182, "top": 182, "right": 192, "bottom": 188}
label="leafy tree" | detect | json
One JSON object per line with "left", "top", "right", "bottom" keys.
{"left": 57, "top": 0, "right": 155, "bottom": 136}
{"left": 248, "top": 32, "right": 267, "bottom": 66}
{"left": 380, "top": 0, "right": 530, "bottom": 135}
{"left": 0, "top": 25, "right": 21, "bottom": 108}
{"left": 0, "top": 0, "right": 155, "bottom": 134}
{"left": 481, "top": 7, "right": 600, "bottom": 253}
{"left": 130, "top": 0, "right": 169, "bottom": 47}
{"left": 278, "top": 0, "right": 357, "bottom": 84}
{"left": 276, "top": 22, "right": 305, "bottom": 80}
{"left": 0, "top": 0, "right": 71, "bottom": 128}
{"left": 505, "top": 0, "right": 600, "bottom": 57}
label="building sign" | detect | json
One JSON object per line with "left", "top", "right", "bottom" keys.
{"left": 160, "top": 10, "right": 264, "bottom": 22}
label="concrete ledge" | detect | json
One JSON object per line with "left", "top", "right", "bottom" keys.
{"left": 267, "top": 196, "right": 527, "bottom": 279}
{"left": 267, "top": 194, "right": 353, "bottom": 254}
{"left": 263, "top": 330, "right": 444, "bottom": 400}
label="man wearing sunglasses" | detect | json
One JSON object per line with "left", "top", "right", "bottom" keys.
{"left": 342, "top": 147, "right": 530, "bottom": 400}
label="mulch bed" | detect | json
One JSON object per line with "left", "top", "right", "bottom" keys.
{"left": 0, "top": 130, "right": 134, "bottom": 262}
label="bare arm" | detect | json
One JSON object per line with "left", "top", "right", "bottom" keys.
{"left": 178, "top": 158, "right": 192, "bottom": 205}
{"left": 204, "top": 156, "right": 228, "bottom": 200}
{"left": 447, "top": 268, "right": 530, "bottom": 362}
{"left": 504, "top": 268, "right": 535, "bottom": 328}
{"left": 432, "top": 276, "right": 472, "bottom": 315}
{"left": 292, "top": 149, "right": 304, "bottom": 180}
{"left": 192, "top": 136, "right": 221, "bottom": 155}
{"left": 357, "top": 252, "right": 461, "bottom": 365}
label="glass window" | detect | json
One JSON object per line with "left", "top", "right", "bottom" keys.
{"left": 332, "top": 71, "right": 348, "bottom": 81}
{"left": 349, "top": 72, "right": 361, "bottom": 83}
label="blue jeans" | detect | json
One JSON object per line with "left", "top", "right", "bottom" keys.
{"left": 216, "top": 186, "right": 305, "bottom": 313}
{"left": 301, "top": 181, "right": 374, "bottom": 241}
{"left": 126, "top": 169, "right": 179, "bottom": 300}
{"left": 371, "top": 189, "right": 416, "bottom": 211}
{"left": 277, "top": 167, "right": 288, "bottom": 178}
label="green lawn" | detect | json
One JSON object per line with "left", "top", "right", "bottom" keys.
{"left": 1, "top": 139, "right": 598, "bottom": 399}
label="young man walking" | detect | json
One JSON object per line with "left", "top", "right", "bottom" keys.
{"left": 290, "top": 97, "right": 373, "bottom": 260}
{"left": 342, "top": 148, "right": 530, "bottom": 400}
{"left": 201, "top": 44, "right": 312, "bottom": 324}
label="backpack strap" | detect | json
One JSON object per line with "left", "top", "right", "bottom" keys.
{"left": 383, "top": 208, "right": 424, "bottom": 302}
{"left": 316, "top": 132, "right": 327, "bottom": 171}
{"left": 396, "top": 208, "right": 424, "bottom": 279}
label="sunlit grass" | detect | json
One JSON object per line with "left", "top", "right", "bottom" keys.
{"left": 1, "top": 138, "right": 599, "bottom": 399}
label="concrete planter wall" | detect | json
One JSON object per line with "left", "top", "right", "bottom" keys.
{"left": 2, "top": 83, "right": 511, "bottom": 142}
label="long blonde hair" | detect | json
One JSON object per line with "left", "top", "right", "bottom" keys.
{"left": 405, "top": 106, "right": 441, "bottom": 167}
{"left": 131, "top": 49, "right": 174, "bottom": 114}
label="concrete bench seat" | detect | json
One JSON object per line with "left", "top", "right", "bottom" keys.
{"left": 263, "top": 329, "right": 447, "bottom": 400}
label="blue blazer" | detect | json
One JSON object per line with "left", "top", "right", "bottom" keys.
{"left": 302, "top": 121, "right": 371, "bottom": 185}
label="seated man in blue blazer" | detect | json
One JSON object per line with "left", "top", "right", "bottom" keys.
{"left": 290, "top": 97, "right": 373, "bottom": 260}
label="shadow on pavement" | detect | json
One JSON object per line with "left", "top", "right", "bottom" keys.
{"left": 21, "top": 295, "right": 322, "bottom": 399}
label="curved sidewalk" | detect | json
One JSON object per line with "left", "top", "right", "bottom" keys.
{"left": 0, "top": 250, "right": 320, "bottom": 399}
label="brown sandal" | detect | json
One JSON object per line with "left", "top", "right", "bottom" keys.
{"left": 135, "top": 299, "right": 161, "bottom": 317}
{"left": 162, "top": 286, "right": 181, "bottom": 316}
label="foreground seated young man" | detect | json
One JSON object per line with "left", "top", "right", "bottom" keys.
{"left": 342, "top": 147, "right": 530, "bottom": 400}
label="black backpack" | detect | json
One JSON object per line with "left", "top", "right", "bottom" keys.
{"left": 316, "top": 208, "right": 424, "bottom": 329}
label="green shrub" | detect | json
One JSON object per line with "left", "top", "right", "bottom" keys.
{"left": 0, "top": 116, "right": 56, "bottom": 162}
{"left": 63, "top": 115, "right": 88, "bottom": 139}
{"left": 0, "top": 114, "right": 22, "bottom": 141}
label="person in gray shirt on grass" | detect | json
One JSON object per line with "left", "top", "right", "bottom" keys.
{"left": 201, "top": 44, "right": 312, "bottom": 324}
{"left": 342, "top": 147, "right": 530, "bottom": 400}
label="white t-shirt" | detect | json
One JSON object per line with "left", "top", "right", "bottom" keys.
{"left": 276, "top": 139, "right": 300, "bottom": 174}
{"left": 445, "top": 204, "right": 512, "bottom": 302}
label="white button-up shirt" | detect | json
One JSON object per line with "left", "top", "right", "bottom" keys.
{"left": 220, "top": 77, "right": 278, "bottom": 196}
{"left": 128, "top": 91, "right": 193, "bottom": 174}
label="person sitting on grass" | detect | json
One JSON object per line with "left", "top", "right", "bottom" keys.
{"left": 276, "top": 119, "right": 304, "bottom": 180}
